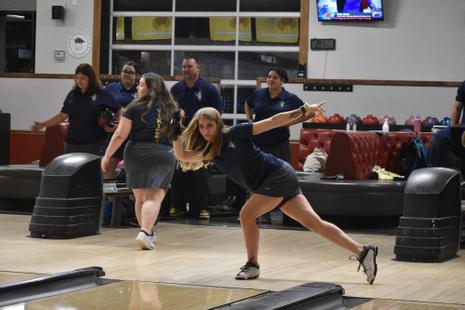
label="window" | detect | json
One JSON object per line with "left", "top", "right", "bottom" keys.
{"left": 240, "top": 0, "right": 300, "bottom": 12}
{"left": 109, "top": 0, "right": 301, "bottom": 121}
{"left": 176, "top": 0, "right": 236, "bottom": 11}
{"left": 238, "top": 52, "right": 299, "bottom": 79}
{"left": 113, "top": 17, "right": 172, "bottom": 45}
{"left": 112, "top": 50, "right": 171, "bottom": 75}
{"left": 175, "top": 17, "right": 237, "bottom": 45}
{"left": 113, "top": 0, "right": 172, "bottom": 11}
{"left": 0, "top": 11, "right": 35, "bottom": 73}
{"left": 174, "top": 51, "right": 235, "bottom": 80}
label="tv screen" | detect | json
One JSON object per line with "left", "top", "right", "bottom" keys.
{"left": 317, "top": 0, "right": 384, "bottom": 21}
{"left": 18, "top": 48, "right": 32, "bottom": 59}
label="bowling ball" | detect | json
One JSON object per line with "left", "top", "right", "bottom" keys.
{"left": 379, "top": 115, "right": 397, "bottom": 125}
{"left": 116, "top": 160, "right": 125, "bottom": 170}
{"left": 422, "top": 116, "right": 440, "bottom": 128}
{"left": 345, "top": 114, "right": 362, "bottom": 125}
{"left": 404, "top": 115, "right": 415, "bottom": 126}
{"left": 362, "top": 114, "right": 379, "bottom": 125}
{"left": 327, "top": 113, "right": 345, "bottom": 124}
{"left": 312, "top": 113, "right": 328, "bottom": 123}
{"left": 97, "top": 108, "right": 117, "bottom": 128}
{"left": 440, "top": 117, "right": 451, "bottom": 126}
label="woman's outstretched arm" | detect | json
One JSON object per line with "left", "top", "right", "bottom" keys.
{"left": 31, "top": 112, "right": 68, "bottom": 132}
{"left": 252, "top": 101, "right": 326, "bottom": 136}
{"left": 172, "top": 139, "right": 204, "bottom": 162}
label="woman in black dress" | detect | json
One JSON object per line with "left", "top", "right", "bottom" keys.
{"left": 102, "top": 72, "right": 177, "bottom": 250}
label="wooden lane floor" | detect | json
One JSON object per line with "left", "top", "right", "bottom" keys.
{"left": 0, "top": 280, "right": 265, "bottom": 310}
{"left": 2, "top": 213, "right": 465, "bottom": 306}
{"left": 0, "top": 272, "right": 42, "bottom": 285}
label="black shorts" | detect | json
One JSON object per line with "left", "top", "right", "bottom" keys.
{"left": 254, "top": 162, "right": 302, "bottom": 199}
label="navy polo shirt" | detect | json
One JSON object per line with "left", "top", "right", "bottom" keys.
{"left": 105, "top": 81, "right": 137, "bottom": 108}
{"left": 61, "top": 88, "right": 121, "bottom": 144}
{"left": 213, "top": 123, "right": 284, "bottom": 192}
{"left": 170, "top": 78, "right": 222, "bottom": 123}
{"left": 429, "top": 127, "right": 463, "bottom": 168}
{"left": 246, "top": 87, "right": 304, "bottom": 147}
{"left": 433, "top": 127, "right": 452, "bottom": 146}
{"left": 456, "top": 81, "right": 465, "bottom": 124}
{"left": 123, "top": 99, "right": 171, "bottom": 145}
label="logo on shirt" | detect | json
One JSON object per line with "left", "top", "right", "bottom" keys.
{"left": 91, "top": 94, "right": 97, "bottom": 102}
{"left": 279, "top": 100, "right": 285, "bottom": 108}
{"left": 228, "top": 141, "right": 236, "bottom": 149}
{"left": 195, "top": 91, "right": 202, "bottom": 101}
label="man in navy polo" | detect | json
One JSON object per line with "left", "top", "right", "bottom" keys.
{"left": 170, "top": 56, "right": 222, "bottom": 219}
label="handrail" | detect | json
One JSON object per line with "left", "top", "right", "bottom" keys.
{"left": 0, "top": 73, "right": 181, "bottom": 82}
{"left": 256, "top": 77, "right": 461, "bottom": 88}
{"left": 1, "top": 73, "right": 458, "bottom": 88}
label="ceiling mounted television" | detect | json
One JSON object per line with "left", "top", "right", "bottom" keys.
{"left": 317, "top": 0, "right": 384, "bottom": 21}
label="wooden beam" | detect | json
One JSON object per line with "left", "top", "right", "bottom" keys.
{"left": 0, "top": 73, "right": 181, "bottom": 83}
{"left": 92, "top": 0, "right": 102, "bottom": 74}
{"left": 256, "top": 77, "right": 461, "bottom": 88}
{"left": 299, "top": 0, "right": 309, "bottom": 65}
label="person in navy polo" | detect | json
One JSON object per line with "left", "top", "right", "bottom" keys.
{"left": 169, "top": 56, "right": 222, "bottom": 219}
{"left": 106, "top": 61, "right": 138, "bottom": 108}
{"left": 104, "top": 61, "right": 138, "bottom": 179}
{"left": 428, "top": 126, "right": 465, "bottom": 175}
{"left": 244, "top": 68, "right": 313, "bottom": 224}
{"left": 245, "top": 68, "right": 309, "bottom": 161}
{"left": 32, "top": 63, "right": 120, "bottom": 156}
{"left": 171, "top": 105, "right": 378, "bottom": 285}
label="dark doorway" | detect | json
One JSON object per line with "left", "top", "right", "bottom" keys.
{"left": 0, "top": 11, "right": 35, "bottom": 73}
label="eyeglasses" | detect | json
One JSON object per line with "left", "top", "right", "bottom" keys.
{"left": 122, "top": 70, "right": 135, "bottom": 75}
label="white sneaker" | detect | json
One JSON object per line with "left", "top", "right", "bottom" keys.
{"left": 235, "top": 261, "right": 260, "bottom": 280}
{"left": 136, "top": 231, "right": 154, "bottom": 250}
{"left": 150, "top": 231, "right": 157, "bottom": 245}
{"left": 354, "top": 245, "right": 378, "bottom": 284}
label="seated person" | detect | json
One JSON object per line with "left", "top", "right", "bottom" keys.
{"left": 428, "top": 126, "right": 465, "bottom": 175}
{"left": 339, "top": 0, "right": 377, "bottom": 13}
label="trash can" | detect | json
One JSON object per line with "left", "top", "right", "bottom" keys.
{"left": 29, "top": 153, "right": 102, "bottom": 239}
{"left": 394, "top": 167, "right": 462, "bottom": 262}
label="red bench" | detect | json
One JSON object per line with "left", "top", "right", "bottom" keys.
{"left": 296, "top": 129, "right": 432, "bottom": 180}
{"left": 295, "top": 129, "right": 432, "bottom": 216}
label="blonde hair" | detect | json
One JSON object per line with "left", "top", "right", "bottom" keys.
{"left": 179, "top": 107, "right": 223, "bottom": 171}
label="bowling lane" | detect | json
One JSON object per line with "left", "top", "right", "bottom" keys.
{"left": 1, "top": 280, "right": 266, "bottom": 310}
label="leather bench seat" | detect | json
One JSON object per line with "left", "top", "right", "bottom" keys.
{"left": 0, "top": 164, "right": 44, "bottom": 200}
{"left": 0, "top": 164, "right": 44, "bottom": 178}
{"left": 0, "top": 124, "right": 67, "bottom": 210}
{"left": 297, "top": 172, "right": 404, "bottom": 216}
{"left": 294, "top": 129, "right": 432, "bottom": 216}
